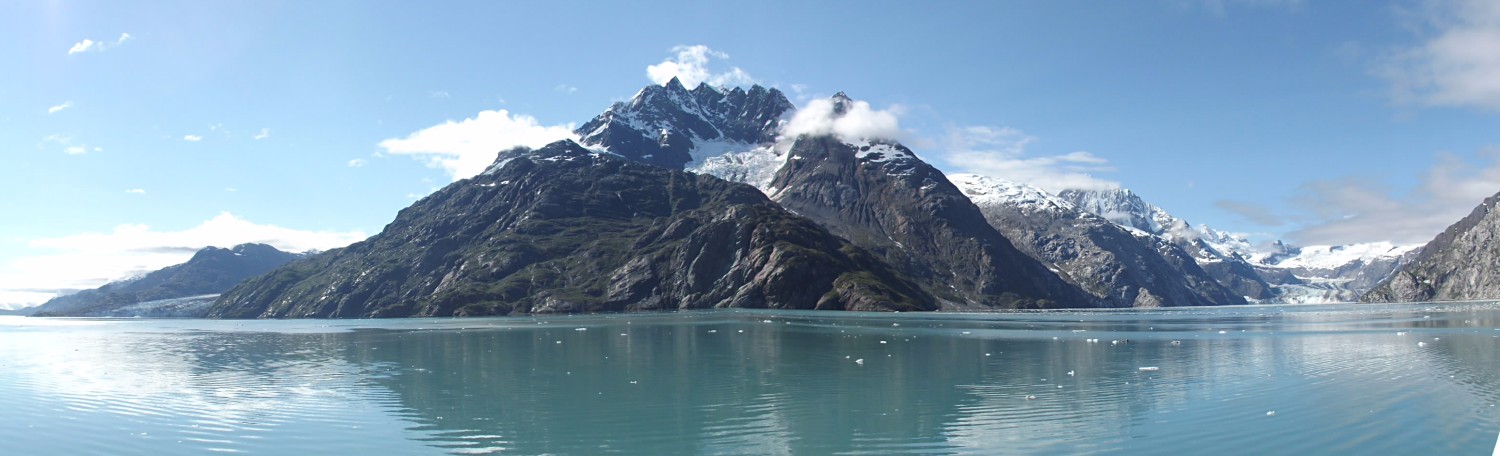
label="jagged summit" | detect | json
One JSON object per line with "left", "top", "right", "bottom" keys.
{"left": 576, "top": 80, "right": 793, "bottom": 170}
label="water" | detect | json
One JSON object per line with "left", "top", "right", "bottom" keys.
{"left": 1, "top": 302, "right": 1498, "bottom": 455}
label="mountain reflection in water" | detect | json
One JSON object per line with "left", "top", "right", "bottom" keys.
{"left": 0, "top": 302, "right": 1496, "bottom": 455}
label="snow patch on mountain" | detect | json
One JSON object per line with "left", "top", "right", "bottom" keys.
{"left": 690, "top": 144, "right": 784, "bottom": 192}
{"left": 1256, "top": 242, "right": 1420, "bottom": 271}
{"left": 949, "top": 173, "right": 1075, "bottom": 215}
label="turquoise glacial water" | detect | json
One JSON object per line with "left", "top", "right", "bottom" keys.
{"left": 1, "top": 301, "right": 1497, "bottom": 455}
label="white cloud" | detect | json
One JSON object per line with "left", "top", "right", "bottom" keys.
{"left": 430, "top": 91, "right": 451, "bottom": 99}
{"left": 125, "top": 188, "right": 146, "bottom": 194}
{"left": 555, "top": 84, "right": 578, "bottom": 94}
{"left": 1287, "top": 148, "right": 1500, "bottom": 245}
{"left": 379, "top": 109, "right": 577, "bottom": 181}
{"left": 0, "top": 212, "right": 366, "bottom": 309}
{"left": 779, "top": 96, "right": 905, "bottom": 144}
{"left": 1382, "top": 0, "right": 1500, "bottom": 111}
{"left": 40, "top": 134, "right": 96, "bottom": 155}
{"left": 67, "top": 32, "right": 131, "bottom": 55}
{"left": 347, "top": 158, "right": 367, "bottom": 168}
{"left": 930, "top": 126, "right": 1119, "bottom": 193}
{"left": 183, "top": 135, "right": 202, "bottom": 142}
{"left": 253, "top": 128, "right": 271, "bottom": 140}
{"left": 645, "top": 45, "right": 757, "bottom": 88}
{"left": 47, "top": 101, "right": 73, "bottom": 114}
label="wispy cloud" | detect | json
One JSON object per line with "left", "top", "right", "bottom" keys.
{"left": 931, "top": 126, "right": 1119, "bottom": 193}
{"left": 645, "top": 45, "right": 756, "bottom": 88}
{"left": 253, "top": 128, "right": 271, "bottom": 140}
{"left": 1381, "top": 0, "right": 1500, "bottom": 111}
{"left": 40, "top": 134, "right": 99, "bottom": 155}
{"left": 347, "top": 158, "right": 367, "bottom": 168}
{"left": 1280, "top": 148, "right": 1500, "bottom": 245}
{"left": 67, "top": 32, "right": 132, "bottom": 55}
{"left": 555, "top": 84, "right": 578, "bottom": 94}
{"left": 1187, "top": 0, "right": 1304, "bottom": 17}
{"left": 430, "top": 91, "right": 451, "bottom": 99}
{"left": 0, "top": 212, "right": 366, "bottom": 308}
{"left": 47, "top": 101, "right": 73, "bottom": 114}
{"left": 125, "top": 188, "right": 146, "bottom": 194}
{"left": 1214, "top": 200, "right": 1285, "bottom": 226}
{"left": 183, "top": 135, "right": 203, "bottom": 142}
{"left": 379, "top": 109, "right": 577, "bottom": 181}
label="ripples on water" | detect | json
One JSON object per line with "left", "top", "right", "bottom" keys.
{"left": 0, "top": 302, "right": 1497, "bottom": 455}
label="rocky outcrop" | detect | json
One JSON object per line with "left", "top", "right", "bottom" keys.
{"left": 767, "top": 135, "right": 1095, "bottom": 309}
{"left": 208, "top": 141, "right": 933, "bottom": 318}
{"left": 951, "top": 174, "right": 1244, "bottom": 307}
{"left": 31, "top": 243, "right": 301, "bottom": 317}
{"left": 1364, "top": 192, "right": 1500, "bottom": 302}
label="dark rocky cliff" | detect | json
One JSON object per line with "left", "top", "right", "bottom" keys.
{"left": 1364, "top": 191, "right": 1500, "bottom": 302}
{"left": 767, "top": 136, "right": 1095, "bottom": 309}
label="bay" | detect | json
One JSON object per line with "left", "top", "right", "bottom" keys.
{"left": 1, "top": 301, "right": 1497, "bottom": 455}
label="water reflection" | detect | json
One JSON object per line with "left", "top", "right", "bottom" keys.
{"left": 0, "top": 303, "right": 1496, "bottom": 455}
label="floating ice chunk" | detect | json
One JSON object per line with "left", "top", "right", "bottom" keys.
{"left": 574, "top": 328, "right": 587, "bottom": 331}
{"left": 1067, "top": 370, "right": 1075, "bottom": 376}
{"left": 1138, "top": 366, "right": 1160, "bottom": 372}
{"left": 1025, "top": 395, "right": 1037, "bottom": 400}
{"left": 1397, "top": 332, "right": 1407, "bottom": 336}
{"left": 1170, "top": 340, "right": 1182, "bottom": 346}
{"left": 879, "top": 341, "right": 888, "bottom": 344}
{"left": 1266, "top": 411, "right": 1276, "bottom": 417}
{"left": 707, "top": 330, "right": 717, "bottom": 333}
{"left": 1418, "top": 342, "right": 1427, "bottom": 347}
{"left": 1218, "top": 331, "right": 1228, "bottom": 334}
{"left": 855, "top": 358, "right": 864, "bottom": 365}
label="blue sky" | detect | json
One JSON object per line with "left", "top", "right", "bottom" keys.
{"left": 2, "top": 0, "right": 1498, "bottom": 308}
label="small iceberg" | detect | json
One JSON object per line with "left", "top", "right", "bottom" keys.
{"left": 1138, "top": 366, "right": 1160, "bottom": 372}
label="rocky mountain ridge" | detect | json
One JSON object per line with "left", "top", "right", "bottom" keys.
{"left": 31, "top": 243, "right": 301, "bottom": 317}
{"left": 1364, "top": 191, "right": 1500, "bottom": 302}
{"left": 209, "top": 141, "right": 934, "bottom": 318}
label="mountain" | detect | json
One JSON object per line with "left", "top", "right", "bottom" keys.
{"left": 1253, "top": 241, "right": 1420, "bottom": 303}
{"left": 30, "top": 243, "right": 301, "bottom": 317}
{"left": 208, "top": 141, "right": 935, "bottom": 318}
{"left": 1056, "top": 188, "right": 1423, "bottom": 303}
{"left": 1364, "top": 192, "right": 1500, "bottom": 302}
{"left": 575, "top": 77, "right": 793, "bottom": 171}
{"left": 765, "top": 119, "right": 1095, "bottom": 309}
{"left": 951, "top": 174, "right": 1244, "bottom": 307}
{"left": 1056, "top": 188, "right": 1277, "bottom": 300}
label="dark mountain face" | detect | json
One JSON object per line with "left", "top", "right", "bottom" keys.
{"left": 1365, "top": 192, "right": 1500, "bottom": 303}
{"left": 1055, "top": 188, "right": 1277, "bottom": 300}
{"left": 766, "top": 136, "right": 1095, "bottom": 309}
{"left": 208, "top": 141, "right": 934, "bottom": 318}
{"left": 575, "top": 77, "right": 793, "bottom": 169}
{"left": 30, "top": 243, "right": 301, "bottom": 317}
{"left": 952, "top": 175, "right": 1245, "bottom": 308}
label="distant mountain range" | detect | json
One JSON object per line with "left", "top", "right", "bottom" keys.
{"left": 29, "top": 243, "right": 301, "bottom": 317}
{"left": 25, "top": 78, "right": 1500, "bottom": 318}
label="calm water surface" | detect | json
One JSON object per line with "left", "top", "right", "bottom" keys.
{"left": 1, "top": 302, "right": 1498, "bottom": 455}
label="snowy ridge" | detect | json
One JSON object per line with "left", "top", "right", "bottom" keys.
{"left": 949, "top": 173, "right": 1075, "bottom": 215}
{"left": 575, "top": 77, "right": 793, "bottom": 170}
{"left": 1253, "top": 241, "right": 1420, "bottom": 271}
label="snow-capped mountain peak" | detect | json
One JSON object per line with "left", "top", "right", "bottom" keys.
{"left": 576, "top": 79, "right": 793, "bottom": 171}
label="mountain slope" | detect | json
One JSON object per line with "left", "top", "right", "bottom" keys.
{"left": 951, "top": 174, "right": 1244, "bottom": 307}
{"left": 1364, "top": 192, "right": 1500, "bottom": 302}
{"left": 209, "top": 141, "right": 934, "bottom": 318}
{"left": 767, "top": 132, "right": 1095, "bottom": 309}
{"left": 31, "top": 243, "right": 301, "bottom": 317}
